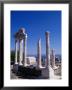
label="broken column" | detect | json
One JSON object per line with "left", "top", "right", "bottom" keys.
{"left": 42, "top": 31, "right": 51, "bottom": 79}
{"left": 37, "top": 39, "right": 42, "bottom": 68}
{"left": 42, "top": 32, "right": 50, "bottom": 78}
{"left": 46, "top": 32, "right": 50, "bottom": 68}
{"left": 23, "top": 33, "right": 27, "bottom": 67}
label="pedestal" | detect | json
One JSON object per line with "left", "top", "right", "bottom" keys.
{"left": 42, "top": 68, "right": 49, "bottom": 79}
{"left": 42, "top": 66, "right": 54, "bottom": 79}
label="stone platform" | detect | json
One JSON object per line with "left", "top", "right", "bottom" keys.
{"left": 13, "top": 65, "right": 41, "bottom": 78}
{"left": 11, "top": 65, "right": 61, "bottom": 79}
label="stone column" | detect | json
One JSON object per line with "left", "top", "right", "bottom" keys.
{"left": 15, "top": 39, "right": 18, "bottom": 64}
{"left": 23, "top": 34, "right": 27, "bottom": 67}
{"left": 45, "top": 31, "right": 50, "bottom": 78}
{"left": 37, "top": 39, "right": 42, "bottom": 68}
{"left": 51, "top": 49, "right": 55, "bottom": 68}
{"left": 19, "top": 39, "right": 23, "bottom": 65}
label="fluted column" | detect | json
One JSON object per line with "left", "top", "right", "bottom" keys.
{"left": 23, "top": 34, "right": 27, "bottom": 67}
{"left": 15, "top": 39, "right": 18, "bottom": 64}
{"left": 37, "top": 39, "right": 42, "bottom": 68}
{"left": 51, "top": 49, "right": 55, "bottom": 68}
{"left": 45, "top": 31, "right": 50, "bottom": 78}
{"left": 19, "top": 39, "right": 23, "bottom": 65}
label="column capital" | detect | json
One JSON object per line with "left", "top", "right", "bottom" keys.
{"left": 45, "top": 31, "right": 50, "bottom": 35}
{"left": 19, "top": 27, "right": 25, "bottom": 34}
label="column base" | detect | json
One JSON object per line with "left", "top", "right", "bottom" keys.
{"left": 19, "top": 62, "right": 23, "bottom": 66}
{"left": 42, "top": 68, "right": 50, "bottom": 79}
{"left": 52, "top": 65, "right": 59, "bottom": 70}
{"left": 37, "top": 65, "right": 44, "bottom": 69}
{"left": 49, "top": 66, "right": 55, "bottom": 79}
{"left": 42, "top": 66, "right": 54, "bottom": 79}
{"left": 23, "top": 64, "right": 28, "bottom": 67}
{"left": 15, "top": 62, "right": 18, "bottom": 64}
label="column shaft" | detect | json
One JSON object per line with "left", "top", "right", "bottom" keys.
{"left": 15, "top": 39, "right": 18, "bottom": 64}
{"left": 23, "top": 34, "right": 27, "bottom": 67}
{"left": 45, "top": 32, "right": 50, "bottom": 78}
{"left": 37, "top": 39, "right": 42, "bottom": 68}
{"left": 19, "top": 39, "right": 23, "bottom": 65}
{"left": 51, "top": 49, "right": 55, "bottom": 68}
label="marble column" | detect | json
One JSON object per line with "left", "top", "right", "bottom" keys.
{"left": 51, "top": 49, "right": 55, "bottom": 68}
{"left": 37, "top": 39, "right": 42, "bottom": 68}
{"left": 19, "top": 39, "right": 23, "bottom": 65}
{"left": 15, "top": 39, "right": 18, "bottom": 64}
{"left": 23, "top": 34, "right": 27, "bottom": 67}
{"left": 45, "top": 31, "right": 50, "bottom": 78}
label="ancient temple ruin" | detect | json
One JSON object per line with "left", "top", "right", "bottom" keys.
{"left": 13, "top": 27, "right": 57, "bottom": 79}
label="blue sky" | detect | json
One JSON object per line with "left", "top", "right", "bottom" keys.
{"left": 11, "top": 11, "right": 61, "bottom": 55}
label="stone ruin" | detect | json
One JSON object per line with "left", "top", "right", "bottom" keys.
{"left": 13, "top": 27, "right": 58, "bottom": 79}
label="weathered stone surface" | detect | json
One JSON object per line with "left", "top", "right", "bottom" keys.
{"left": 42, "top": 66, "right": 54, "bottom": 79}
{"left": 45, "top": 31, "right": 50, "bottom": 78}
{"left": 37, "top": 39, "right": 42, "bottom": 68}
{"left": 12, "top": 29, "right": 61, "bottom": 79}
{"left": 23, "top": 34, "right": 27, "bottom": 67}
{"left": 51, "top": 49, "right": 55, "bottom": 68}
{"left": 19, "top": 39, "right": 23, "bottom": 65}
